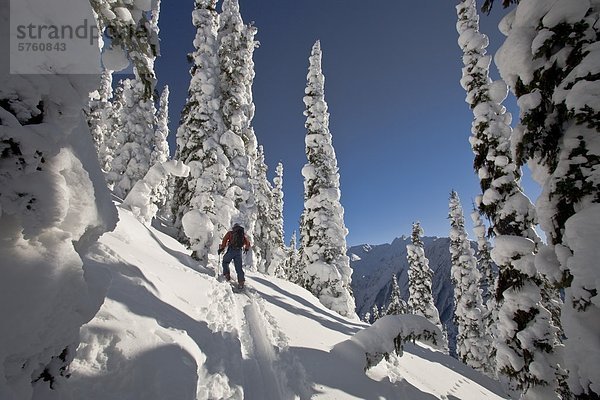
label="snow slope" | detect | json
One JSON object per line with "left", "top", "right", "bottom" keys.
{"left": 41, "top": 205, "right": 508, "bottom": 400}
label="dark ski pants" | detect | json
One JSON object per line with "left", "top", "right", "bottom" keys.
{"left": 222, "top": 248, "right": 244, "bottom": 282}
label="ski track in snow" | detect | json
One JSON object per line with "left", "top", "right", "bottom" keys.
{"left": 226, "top": 283, "right": 307, "bottom": 400}
{"left": 199, "top": 268, "right": 305, "bottom": 400}
{"left": 237, "top": 291, "right": 286, "bottom": 399}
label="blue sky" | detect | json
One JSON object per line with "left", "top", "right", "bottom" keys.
{"left": 153, "top": 1, "right": 533, "bottom": 246}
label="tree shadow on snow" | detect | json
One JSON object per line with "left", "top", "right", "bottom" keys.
{"left": 289, "top": 346, "right": 438, "bottom": 400}
{"left": 405, "top": 343, "right": 507, "bottom": 398}
{"left": 142, "top": 224, "right": 211, "bottom": 275}
{"left": 251, "top": 276, "right": 365, "bottom": 335}
{"left": 83, "top": 245, "right": 159, "bottom": 295}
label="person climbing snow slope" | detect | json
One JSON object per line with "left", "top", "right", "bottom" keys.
{"left": 218, "top": 223, "right": 251, "bottom": 289}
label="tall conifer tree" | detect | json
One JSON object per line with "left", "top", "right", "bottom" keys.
{"left": 471, "top": 206, "right": 495, "bottom": 304}
{"left": 172, "top": 0, "right": 234, "bottom": 262}
{"left": 217, "top": 0, "right": 260, "bottom": 248}
{"left": 299, "top": 41, "right": 356, "bottom": 318}
{"left": 252, "top": 145, "right": 273, "bottom": 272}
{"left": 267, "top": 162, "right": 286, "bottom": 275}
{"left": 284, "top": 231, "right": 301, "bottom": 283}
{"left": 457, "top": 1, "right": 564, "bottom": 396}
{"left": 106, "top": 76, "right": 156, "bottom": 199}
{"left": 449, "top": 191, "right": 490, "bottom": 374}
{"left": 471, "top": 205, "right": 498, "bottom": 373}
{"left": 407, "top": 222, "right": 443, "bottom": 331}
{"left": 494, "top": 2, "right": 600, "bottom": 397}
{"left": 87, "top": 69, "right": 114, "bottom": 171}
{"left": 150, "top": 85, "right": 171, "bottom": 210}
{"left": 386, "top": 274, "right": 407, "bottom": 316}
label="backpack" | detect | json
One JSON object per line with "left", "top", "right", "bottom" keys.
{"left": 230, "top": 226, "right": 245, "bottom": 249}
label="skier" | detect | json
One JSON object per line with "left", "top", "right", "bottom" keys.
{"left": 218, "top": 223, "right": 251, "bottom": 288}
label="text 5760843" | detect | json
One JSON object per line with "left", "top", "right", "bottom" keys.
{"left": 17, "top": 42, "right": 67, "bottom": 52}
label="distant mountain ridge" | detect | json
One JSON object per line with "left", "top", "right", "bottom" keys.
{"left": 348, "top": 235, "right": 476, "bottom": 354}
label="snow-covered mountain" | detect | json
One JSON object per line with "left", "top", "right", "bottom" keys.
{"left": 349, "top": 236, "right": 475, "bottom": 354}
{"left": 31, "top": 205, "right": 507, "bottom": 399}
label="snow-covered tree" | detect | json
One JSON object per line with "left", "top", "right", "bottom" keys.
{"left": 407, "top": 222, "right": 443, "bottom": 332}
{"left": 90, "top": 0, "right": 159, "bottom": 94}
{"left": 363, "top": 312, "right": 371, "bottom": 324}
{"left": 87, "top": 69, "right": 114, "bottom": 171}
{"left": 270, "top": 163, "right": 285, "bottom": 246}
{"left": 449, "top": 191, "right": 490, "bottom": 374}
{"left": 106, "top": 76, "right": 156, "bottom": 199}
{"left": 386, "top": 274, "right": 407, "bottom": 316}
{"left": 379, "top": 305, "right": 387, "bottom": 318}
{"left": 252, "top": 145, "right": 273, "bottom": 272}
{"left": 267, "top": 162, "right": 286, "bottom": 275}
{"left": 299, "top": 41, "right": 356, "bottom": 318}
{"left": 149, "top": 85, "right": 172, "bottom": 210}
{"left": 171, "top": 0, "right": 262, "bottom": 266}
{"left": 123, "top": 161, "right": 191, "bottom": 225}
{"left": 102, "top": 77, "right": 127, "bottom": 174}
{"left": 471, "top": 204, "right": 498, "bottom": 374}
{"left": 217, "top": 0, "right": 260, "bottom": 250}
{"left": 172, "top": 0, "right": 235, "bottom": 263}
{"left": 153, "top": 85, "right": 171, "bottom": 167}
{"left": 470, "top": 206, "right": 495, "bottom": 304}
{"left": 371, "top": 304, "right": 381, "bottom": 323}
{"left": 456, "top": 1, "right": 565, "bottom": 397}
{"left": 283, "top": 231, "right": 301, "bottom": 282}
{"left": 494, "top": 2, "right": 600, "bottom": 397}
{"left": 0, "top": 0, "right": 159, "bottom": 396}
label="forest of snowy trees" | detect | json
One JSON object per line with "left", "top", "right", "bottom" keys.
{"left": 0, "top": 0, "right": 598, "bottom": 399}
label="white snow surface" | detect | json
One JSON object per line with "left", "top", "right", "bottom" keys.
{"left": 32, "top": 205, "right": 510, "bottom": 400}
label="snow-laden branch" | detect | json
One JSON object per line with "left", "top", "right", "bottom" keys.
{"left": 332, "top": 314, "right": 443, "bottom": 371}
{"left": 123, "top": 160, "right": 190, "bottom": 224}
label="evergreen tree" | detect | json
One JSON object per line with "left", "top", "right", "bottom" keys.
{"left": 407, "top": 222, "right": 443, "bottom": 331}
{"left": 252, "top": 145, "right": 274, "bottom": 272}
{"left": 363, "top": 312, "right": 371, "bottom": 324}
{"left": 449, "top": 191, "right": 491, "bottom": 374}
{"left": 470, "top": 206, "right": 495, "bottom": 304}
{"left": 152, "top": 85, "right": 171, "bottom": 167}
{"left": 172, "top": 0, "right": 233, "bottom": 263}
{"left": 457, "top": 1, "right": 564, "bottom": 397}
{"left": 90, "top": 0, "right": 159, "bottom": 94}
{"left": 87, "top": 69, "right": 114, "bottom": 171}
{"left": 284, "top": 231, "right": 301, "bottom": 283}
{"left": 106, "top": 76, "right": 156, "bottom": 199}
{"left": 159, "top": 175, "right": 176, "bottom": 222}
{"left": 471, "top": 204, "right": 498, "bottom": 374}
{"left": 150, "top": 85, "right": 171, "bottom": 210}
{"left": 123, "top": 160, "right": 190, "bottom": 225}
{"left": 495, "top": 2, "right": 600, "bottom": 397}
{"left": 385, "top": 274, "right": 407, "bottom": 316}
{"left": 371, "top": 304, "right": 381, "bottom": 323}
{"left": 267, "top": 162, "right": 286, "bottom": 275}
{"left": 103, "top": 77, "right": 127, "bottom": 175}
{"left": 299, "top": 41, "right": 356, "bottom": 318}
{"left": 271, "top": 162, "right": 285, "bottom": 248}
{"left": 217, "top": 0, "right": 260, "bottom": 250}
{"left": 379, "top": 305, "right": 387, "bottom": 318}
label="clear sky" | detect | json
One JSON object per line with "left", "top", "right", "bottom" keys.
{"left": 153, "top": 0, "right": 534, "bottom": 246}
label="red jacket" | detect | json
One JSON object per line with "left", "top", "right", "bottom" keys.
{"left": 219, "top": 230, "right": 251, "bottom": 251}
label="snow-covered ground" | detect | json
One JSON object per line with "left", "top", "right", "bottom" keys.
{"left": 44, "top": 205, "right": 509, "bottom": 399}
